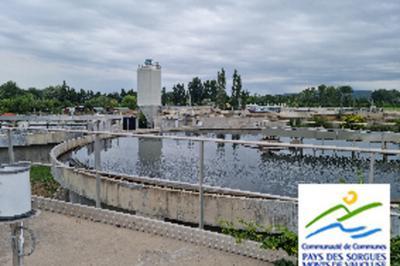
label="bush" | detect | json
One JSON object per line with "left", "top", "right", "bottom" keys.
{"left": 220, "top": 219, "right": 400, "bottom": 265}
{"left": 219, "top": 219, "right": 297, "bottom": 265}
{"left": 342, "top": 114, "right": 366, "bottom": 130}
{"left": 392, "top": 236, "right": 400, "bottom": 265}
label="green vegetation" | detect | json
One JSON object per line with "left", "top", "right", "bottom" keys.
{"left": 121, "top": 95, "right": 137, "bottom": 110}
{"left": 342, "top": 114, "right": 366, "bottom": 130}
{"left": 1, "top": 74, "right": 399, "bottom": 114}
{"left": 392, "top": 236, "right": 400, "bottom": 265}
{"left": 219, "top": 219, "right": 297, "bottom": 265}
{"left": 30, "top": 165, "right": 59, "bottom": 197}
{"left": 312, "top": 116, "right": 332, "bottom": 128}
{"left": 383, "top": 107, "right": 400, "bottom": 112}
{"left": 220, "top": 219, "right": 400, "bottom": 264}
{"left": 371, "top": 89, "right": 400, "bottom": 107}
{"left": 0, "top": 80, "right": 137, "bottom": 114}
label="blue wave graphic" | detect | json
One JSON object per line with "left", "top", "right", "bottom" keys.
{"left": 351, "top": 228, "right": 382, "bottom": 239}
{"left": 306, "top": 223, "right": 365, "bottom": 239}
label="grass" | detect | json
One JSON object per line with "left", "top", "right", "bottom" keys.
{"left": 383, "top": 107, "right": 400, "bottom": 112}
{"left": 30, "top": 165, "right": 59, "bottom": 197}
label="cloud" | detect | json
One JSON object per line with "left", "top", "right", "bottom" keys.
{"left": 0, "top": 0, "right": 399, "bottom": 94}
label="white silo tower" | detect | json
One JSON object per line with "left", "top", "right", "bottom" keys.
{"left": 137, "top": 59, "right": 161, "bottom": 127}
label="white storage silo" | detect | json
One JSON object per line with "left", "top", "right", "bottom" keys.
{"left": 137, "top": 59, "right": 161, "bottom": 106}
{"left": 137, "top": 59, "right": 161, "bottom": 127}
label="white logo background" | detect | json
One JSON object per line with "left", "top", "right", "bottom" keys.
{"left": 299, "top": 184, "right": 390, "bottom": 264}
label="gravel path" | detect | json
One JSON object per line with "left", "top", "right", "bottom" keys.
{"left": 0, "top": 211, "right": 271, "bottom": 266}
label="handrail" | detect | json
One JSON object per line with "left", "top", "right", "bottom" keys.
{"left": 40, "top": 127, "right": 400, "bottom": 155}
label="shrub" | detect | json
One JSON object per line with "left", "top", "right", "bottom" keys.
{"left": 342, "top": 114, "right": 366, "bottom": 130}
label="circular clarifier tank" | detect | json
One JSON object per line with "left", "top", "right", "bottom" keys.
{"left": 66, "top": 130, "right": 400, "bottom": 200}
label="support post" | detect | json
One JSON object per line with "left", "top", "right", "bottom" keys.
{"left": 10, "top": 223, "right": 23, "bottom": 266}
{"left": 7, "top": 128, "right": 15, "bottom": 164}
{"left": 94, "top": 133, "right": 101, "bottom": 208}
{"left": 368, "top": 152, "right": 375, "bottom": 183}
{"left": 300, "top": 137, "right": 304, "bottom": 157}
{"left": 321, "top": 137, "right": 325, "bottom": 155}
{"left": 198, "top": 140, "right": 205, "bottom": 229}
{"left": 382, "top": 141, "right": 387, "bottom": 162}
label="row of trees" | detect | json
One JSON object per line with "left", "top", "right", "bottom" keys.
{"left": 162, "top": 68, "right": 249, "bottom": 110}
{"left": 1, "top": 74, "right": 399, "bottom": 115}
{"left": 161, "top": 71, "right": 399, "bottom": 109}
{"left": 248, "top": 85, "right": 362, "bottom": 108}
{"left": 247, "top": 87, "right": 399, "bottom": 108}
{"left": 0, "top": 80, "right": 137, "bottom": 114}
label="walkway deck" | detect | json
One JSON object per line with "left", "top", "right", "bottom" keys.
{"left": 0, "top": 211, "right": 271, "bottom": 266}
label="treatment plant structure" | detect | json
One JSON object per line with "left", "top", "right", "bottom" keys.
{"left": 137, "top": 59, "right": 162, "bottom": 128}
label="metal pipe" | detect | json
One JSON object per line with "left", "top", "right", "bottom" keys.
{"left": 10, "top": 223, "right": 23, "bottom": 266}
{"left": 7, "top": 129, "right": 15, "bottom": 163}
{"left": 94, "top": 134, "right": 101, "bottom": 208}
{"left": 368, "top": 152, "right": 375, "bottom": 183}
{"left": 198, "top": 140, "right": 205, "bottom": 229}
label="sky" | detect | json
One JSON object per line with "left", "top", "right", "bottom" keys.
{"left": 0, "top": 0, "right": 399, "bottom": 94}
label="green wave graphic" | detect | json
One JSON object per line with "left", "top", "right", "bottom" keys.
{"left": 306, "top": 204, "right": 350, "bottom": 228}
{"left": 306, "top": 202, "right": 382, "bottom": 228}
{"left": 337, "top": 202, "right": 382, "bottom": 222}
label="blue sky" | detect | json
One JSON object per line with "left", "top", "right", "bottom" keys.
{"left": 0, "top": 0, "right": 399, "bottom": 94}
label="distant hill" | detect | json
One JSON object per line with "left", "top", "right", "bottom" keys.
{"left": 352, "top": 90, "right": 371, "bottom": 99}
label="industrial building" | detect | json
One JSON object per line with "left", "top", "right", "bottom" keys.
{"left": 137, "top": 59, "right": 161, "bottom": 127}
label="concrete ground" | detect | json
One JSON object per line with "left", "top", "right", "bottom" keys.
{"left": 0, "top": 211, "right": 271, "bottom": 266}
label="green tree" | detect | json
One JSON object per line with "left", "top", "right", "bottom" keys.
{"left": 371, "top": 89, "right": 400, "bottom": 107}
{"left": 240, "top": 90, "right": 250, "bottom": 109}
{"left": 203, "top": 80, "right": 218, "bottom": 103}
{"left": 338, "top": 86, "right": 353, "bottom": 107}
{"left": 86, "top": 95, "right": 117, "bottom": 110}
{"left": 231, "top": 69, "right": 242, "bottom": 110}
{"left": 216, "top": 68, "right": 227, "bottom": 109}
{"left": 172, "top": 83, "right": 187, "bottom": 106}
{"left": 121, "top": 95, "right": 137, "bottom": 110}
{"left": 188, "top": 77, "right": 204, "bottom": 105}
{"left": 0, "top": 81, "right": 23, "bottom": 98}
{"left": 161, "top": 87, "right": 167, "bottom": 105}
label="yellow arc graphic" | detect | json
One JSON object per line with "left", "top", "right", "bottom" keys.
{"left": 343, "top": 190, "right": 358, "bottom": 205}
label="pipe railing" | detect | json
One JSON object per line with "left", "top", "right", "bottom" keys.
{"left": 28, "top": 127, "right": 400, "bottom": 155}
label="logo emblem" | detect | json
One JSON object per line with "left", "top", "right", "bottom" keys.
{"left": 299, "top": 184, "right": 390, "bottom": 264}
